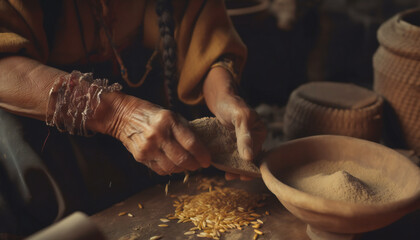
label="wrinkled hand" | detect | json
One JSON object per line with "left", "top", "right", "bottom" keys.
{"left": 203, "top": 67, "right": 267, "bottom": 181}
{"left": 214, "top": 95, "right": 267, "bottom": 180}
{"left": 107, "top": 95, "right": 211, "bottom": 175}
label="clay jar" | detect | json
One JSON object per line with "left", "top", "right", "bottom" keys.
{"left": 373, "top": 8, "right": 420, "bottom": 154}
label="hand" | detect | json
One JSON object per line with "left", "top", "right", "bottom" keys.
{"left": 203, "top": 67, "right": 267, "bottom": 180}
{"left": 98, "top": 94, "right": 211, "bottom": 175}
{"left": 214, "top": 95, "right": 267, "bottom": 180}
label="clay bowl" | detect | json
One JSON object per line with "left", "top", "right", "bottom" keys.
{"left": 260, "top": 135, "right": 420, "bottom": 240}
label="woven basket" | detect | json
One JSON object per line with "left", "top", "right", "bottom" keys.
{"left": 373, "top": 8, "right": 420, "bottom": 154}
{"left": 284, "top": 82, "right": 383, "bottom": 141}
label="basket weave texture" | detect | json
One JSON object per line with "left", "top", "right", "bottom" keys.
{"left": 284, "top": 82, "right": 383, "bottom": 141}
{"left": 373, "top": 8, "right": 420, "bottom": 154}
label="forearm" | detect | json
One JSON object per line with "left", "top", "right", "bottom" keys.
{"left": 203, "top": 67, "right": 238, "bottom": 115}
{"left": 0, "top": 56, "right": 123, "bottom": 135}
{"left": 0, "top": 56, "right": 66, "bottom": 120}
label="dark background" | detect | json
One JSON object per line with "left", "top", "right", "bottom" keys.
{"left": 229, "top": 0, "right": 420, "bottom": 107}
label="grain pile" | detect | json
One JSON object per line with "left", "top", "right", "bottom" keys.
{"left": 165, "top": 177, "right": 267, "bottom": 239}
{"left": 285, "top": 160, "right": 399, "bottom": 203}
{"left": 189, "top": 117, "right": 260, "bottom": 176}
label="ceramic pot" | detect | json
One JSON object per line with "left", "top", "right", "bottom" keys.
{"left": 373, "top": 8, "right": 420, "bottom": 154}
{"left": 260, "top": 135, "right": 420, "bottom": 240}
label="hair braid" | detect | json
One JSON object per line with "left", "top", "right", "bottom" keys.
{"left": 155, "top": 0, "right": 178, "bottom": 107}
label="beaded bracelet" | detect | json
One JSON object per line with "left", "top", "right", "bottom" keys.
{"left": 46, "top": 71, "right": 122, "bottom": 136}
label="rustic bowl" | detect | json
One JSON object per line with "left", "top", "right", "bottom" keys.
{"left": 260, "top": 135, "right": 420, "bottom": 240}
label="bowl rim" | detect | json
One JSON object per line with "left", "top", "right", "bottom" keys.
{"left": 260, "top": 135, "right": 420, "bottom": 218}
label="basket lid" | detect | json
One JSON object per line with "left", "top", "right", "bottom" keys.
{"left": 297, "top": 82, "right": 379, "bottom": 110}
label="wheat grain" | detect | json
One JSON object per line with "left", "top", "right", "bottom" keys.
{"left": 118, "top": 212, "right": 127, "bottom": 216}
{"left": 169, "top": 186, "right": 265, "bottom": 239}
{"left": 149, "top": 236, "right": 162, "bottom": 240}
{"left": 183, "top": 172, "right": 189, "bottom": 183}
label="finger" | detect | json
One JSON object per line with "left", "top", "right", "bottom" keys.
{"left": 251, "top": 119, "right": 268, "bottom": 154}
{"left": 155, "top": 151, "right": 184, "bottom": 174}
{"left": 234, "top": 118, "right": 253, "bottom": 161}
{"left": 161, "top": 141, "right": 200, "bottom": 171}
{"left": 239, "top": 175, "right": 254, "bottom": 181}
{"left": 172, "top": 119, "right": 211, "bottom": 168}
{"left": 147, "top": 160, "right": 167, "bottom": 176}
{"left": 225, "top": 172, "right": 240, "bottom": 181}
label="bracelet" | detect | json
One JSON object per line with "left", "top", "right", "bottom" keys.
{"left": 210, "top": 57, "right": 238, "bottom": 81}
{"left": 46, "top": 71, "right": 122, "bottom": 136}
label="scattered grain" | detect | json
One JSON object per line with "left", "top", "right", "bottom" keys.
{"left": 118, "top": 212, "right": 127, "bottom": 216}
{"left": 254, "top": 229, "right": 263, "bottom": 235}
{"left": 253, "top": 233, "right": 259, "bottom": 240}
{"left": 183, "top": 172, "right": 189, "bottom": 184}
{"left": 165, "top": 181, "right": 170, "bottom": 196}
{"left": 127, "top": 213, "right": 134, "bottom": 217}
{"left": 252, "top": 224, "right": 261, "bottom": 229}
{"left": 160, "top": 218, "right": 170, "bottom": 223}
{"left": 158, "top": 224, "right": 168, "bottom": 228}
{"left": 149, "top": 236, "right": 162, "bottom": 240}
{"left": 184, "top": 231, "right": 195, "bottom": 235}
{"left": 138, "top": 203, "right": 143, "bottom": 209}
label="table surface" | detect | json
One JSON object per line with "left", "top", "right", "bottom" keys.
{"left": 90, "top": 173, "right": 419, "bottom": 240}
{"left": 91, "top": 110, "right": 420, "bottom": 240}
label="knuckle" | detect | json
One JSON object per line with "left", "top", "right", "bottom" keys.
{"left": 156, "top": 110, "right": 175, "bottom": 124}
{"left": 133, "top": 151, "right": 147, "bottom": 163}
{"left": 183, "top": 137, "right": 196, "bottom": 150}
{"left": 143, "top": 127, "right": 159, "bottom": 140}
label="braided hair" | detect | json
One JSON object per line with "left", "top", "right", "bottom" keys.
{"left": 155, "top": 0, "right": 178, "bottom": 108}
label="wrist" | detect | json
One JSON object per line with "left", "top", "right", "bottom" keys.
{"left": 203, "top": 67, "right": 238, "bottom": 113}
{"left": 91, "top": 93, "right": 163, "bottom": 140}
{"left": 85, "top": 91, "right": 126, "bottom": 136}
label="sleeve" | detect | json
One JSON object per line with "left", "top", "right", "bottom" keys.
{"left": 0, "top": 0, "right": 48, "bottom": 62}
{"left": 143, "top": 0, "right": 248, "bottom": 105}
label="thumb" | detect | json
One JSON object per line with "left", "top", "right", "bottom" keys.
{"left": 235, "top": 120, "right": 253, "bottom": 161}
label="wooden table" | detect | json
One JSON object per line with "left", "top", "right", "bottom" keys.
{"left": 90, "top": 172, "right": 419, "bottom": 240}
